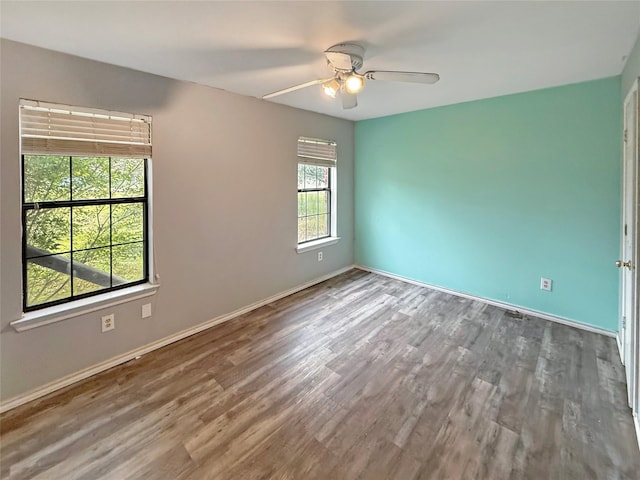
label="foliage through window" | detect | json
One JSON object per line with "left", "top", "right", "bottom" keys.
{"left": 20, "top": 100, "right": 152, "bottom": 311}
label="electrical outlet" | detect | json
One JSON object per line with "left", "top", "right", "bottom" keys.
{"left": 318, "top": 251, "right": 323, "bottom": 262}
{"left": 540, "top": 277, "right": 552, "bottom": 292}
{"left": 142, "top": 303, "right": 152, "bottom": 318}
{"left": 101, "top": 314, "right": 115, "bottom": 332}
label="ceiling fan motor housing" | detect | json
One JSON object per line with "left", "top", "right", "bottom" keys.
{"left": 325, "top": 43, "right": 364, "bottom": 72}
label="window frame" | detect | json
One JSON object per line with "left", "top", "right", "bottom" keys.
{"left": 297, "top": 163, "right": 333, "bottom": 245}
{"left": 21, "top": 155, "right": 150, "bottom": 312}
{"left": 13, "top": 99, "right": 156, "bottom": 331}
{"left": 296, "top": 136, "right": 339, "bottom": 251}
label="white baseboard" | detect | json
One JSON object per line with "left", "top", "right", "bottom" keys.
{"left": 617, "top": 334, "right": 625, "bottom": 365}
{"left": 0, "top": 265, "right": 355, "bottom": 414}
{"left": 356, "top": 265, "right": 617, "bottom": 339}
{"left": 635, "top": 413, "right": 640, "bottom": 451}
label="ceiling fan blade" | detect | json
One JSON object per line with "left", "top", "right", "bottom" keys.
{"left": 325, "top": 51, "right": 353, "bottom": 71}
{"left": 364, "top": 71, "right": 440, "bottom": 84}
{"left": 342, "top": 93, "right": 358, "bottom": 110}
{"left": 263, "top": 78, "right": 334, "bottom": 99}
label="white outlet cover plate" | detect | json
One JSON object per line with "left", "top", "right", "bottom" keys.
{"left": 101, "top": 314, "right": 115, "bottom": 332}
{"left": 142, "top": 303, "right": 152, "bottom": 318}
{"left": 540, "top": 277, "right": 552, "bottom": 291}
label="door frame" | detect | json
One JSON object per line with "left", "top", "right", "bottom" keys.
{"left": 620, "top": 78, "right": 639, "bottom": 422}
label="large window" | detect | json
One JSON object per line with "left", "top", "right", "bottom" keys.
{"left": 297, "top": 137, "right": 337, "bottom": 245}
{"left": 20, "top": 100, "right": 152, "bottom": 311}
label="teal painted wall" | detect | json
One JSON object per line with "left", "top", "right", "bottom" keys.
{"left": 355, "top": 77, "right": 621, "bottom": 331}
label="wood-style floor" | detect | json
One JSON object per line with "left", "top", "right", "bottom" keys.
{"left": 1, "top": 269, "right": 639, "bottom": 479}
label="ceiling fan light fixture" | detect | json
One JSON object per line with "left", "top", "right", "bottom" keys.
{"left": 322, "top": 78, "right": 341, "bottom": 98}
{"left": 344, "top": 73, "right": 365, "bottom": 94}
{"left": 261, "top": 43, "right": 440, "bottom": 111}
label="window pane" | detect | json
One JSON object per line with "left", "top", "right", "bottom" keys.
{"left": 306, "top": 215, "right": 318, "bottom": 241}
{"left": 24, "top": 155, "right": 70, "bottom": 203}
{"left": 304, "top": 165, "right": 318, "bottom": 189}
{"left": 317, "top": 191, "right": 329, "bottom": 215}
{"left": 297, "top": 192, "right": 307, "bottom": 217}
{"left": 26, "top": 258, "right": 71, "bottom": 307}
{"left": 307, "top": 191, "right": 319, "bottom": 215}
{"left": 112, "top": 203, "right": 144, "bottom": 244}
{"left": 112, "top": 158, "right": 145, "bottom": 198}
{"left": 73, "top": 247, "right": 111, "bottom": 295}
{"left": 317, "top": 214, "right": 329, "bottom": 237}
{"left": 316, "top": 166, "right": 329, "bottom": 188}
{"left": 72, "top": 157, "right": 110, "bottom": 200}
{"left": 26, "top": 207, "right": 71, "bottom": 256}
{"left": 72, "top": 205, "right": 110, "bottom": 250}
{"left": 297, "top": 217, "right": 306, "bottom": 243}
{"left": 297, "top": 164, "right": 305, "bottom": 190}
{"left": 112, "top": 242, "right": 144, "bottom": 282}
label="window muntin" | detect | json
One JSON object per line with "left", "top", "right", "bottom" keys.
{"left": 22, "top": 155, "right": 148, "bottom": 311}
{"left": 297, "top": 164, "right": 331, "bottom": 244}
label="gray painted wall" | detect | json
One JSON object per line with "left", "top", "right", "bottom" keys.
{"left": 622, "top": 30, "right": 640, "bottom": 97}
{"left": 0, "top": 40, "right": 354, "bottom": 402}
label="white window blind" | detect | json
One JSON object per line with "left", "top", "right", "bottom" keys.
{"left": 20, "top": 99, "right": 152, "bottom": 158}
{"left": 297, "top": 137, "right": 337, "bottom": 167}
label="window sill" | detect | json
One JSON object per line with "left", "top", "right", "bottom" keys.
{"left": 11, "top": 283, "right": 160, "bottom": 332}
{"left": 296, "top": 236, "right": 340, "bottom": 253}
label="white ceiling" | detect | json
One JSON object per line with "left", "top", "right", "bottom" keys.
{"left": 1, "top": 1, "right": 639, "bottom": 121}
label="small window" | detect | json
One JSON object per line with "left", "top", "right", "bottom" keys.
{"left": 297, "top": 137, "right": 337, "bottom": 244}
{"left": 20, "top": 100, "right": 152, "bottom": 311}
{"left": 298, "top": 164, "right": 331, "bottom": 243}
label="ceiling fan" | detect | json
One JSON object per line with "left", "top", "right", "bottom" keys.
{"left": 262, "top": 43, "right": 440, "bottom": 109}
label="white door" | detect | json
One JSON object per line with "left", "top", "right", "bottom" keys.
{"left": 620, "top": 82, "right": 638, "bottom": 413}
